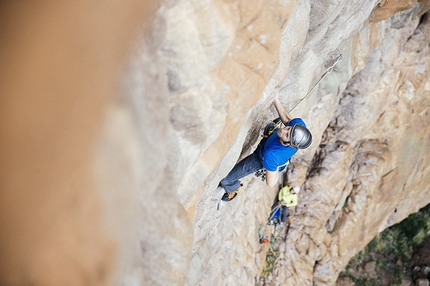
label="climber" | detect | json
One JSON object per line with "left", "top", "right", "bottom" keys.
{"left": 267, "top": 185, "right": 300, "bottom": 226}
{"left": 217, "top": 92, "right": 312, "bottom": 204}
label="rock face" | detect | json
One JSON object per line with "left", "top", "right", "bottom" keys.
{"left": 128, "top": 0, "right": 430, "bottom": 285}
{"left": 2, "top": 0, "right": 430, "bottom": 285}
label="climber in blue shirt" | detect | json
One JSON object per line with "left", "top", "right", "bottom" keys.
{"left": 218, "top": 93, "right": 312, "bottom": 203}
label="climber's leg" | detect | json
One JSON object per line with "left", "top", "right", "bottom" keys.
{"left": 220, "top": 151, "right": 263, "bottom": 193}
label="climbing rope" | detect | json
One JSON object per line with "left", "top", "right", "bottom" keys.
{"left": 282, "top": 54, "right": 343, "bottom": 113}
{"left": 259, "top": 56, "right": 343, "bottom": 279}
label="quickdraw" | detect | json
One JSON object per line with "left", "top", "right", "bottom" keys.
{"left": 255, "top": 169, "right": 266, "bottom": 181}
{"left": 258, "top": 225, "right": 269, "bottom": 244}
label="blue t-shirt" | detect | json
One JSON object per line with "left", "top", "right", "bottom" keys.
{"left": 262, "top": 118, "right": 306, "bottom": 172}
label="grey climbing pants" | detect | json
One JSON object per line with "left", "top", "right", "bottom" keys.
{"left": 220, "top": 149, "right": 263, "bottom": 193}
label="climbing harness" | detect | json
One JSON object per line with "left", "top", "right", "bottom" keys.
{"left": 254, "top": 117, "right": 290, "bottom": 181}
{"left": 284, "top": 54, "right": 343, "bottom": 113}
{"left": 254, "top": 118, "right": 283, "bottom": 181}
{"left": 255, "top": 161, "right": 288, "bottom": 181}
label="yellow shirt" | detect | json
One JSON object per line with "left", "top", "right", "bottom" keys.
{"left": 278, "top": 186, "right": 298, "bottom": 207}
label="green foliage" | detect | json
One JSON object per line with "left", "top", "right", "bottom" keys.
{"left": 396, "top": 204, "right": 430, "bottom": 248}
{"left": 343, "top": 265, "right": 377, "bottom": 286}
{"left": 344, "top": 204, "right": 430, "bottom": 285}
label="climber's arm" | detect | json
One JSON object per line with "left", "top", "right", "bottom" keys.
{"left": 274, "top": 92, "right": 292, "bottom": 125}
{"left": 265, "top": 170, "right": 278, "bottom": 187}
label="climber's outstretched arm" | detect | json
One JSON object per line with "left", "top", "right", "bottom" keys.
{"left": 274, "top": 92, "right": 292, "bottom": 125}
{"left": 266, "top": 170, "right": 277, "bottom": 187}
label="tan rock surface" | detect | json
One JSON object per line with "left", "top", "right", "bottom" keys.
{"left": 175, "top": 1, "right": 430, "bottom": 285}
{"left": 2, "top": 0, "right": 430, "bottom": 285}
{"left": 0, "top": 1, "right": 159, "bottom": 285}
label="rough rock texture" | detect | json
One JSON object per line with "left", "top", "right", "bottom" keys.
{"left": 0, "top": 1, "right": 158, "bottom": 285}
{"left": 2, "top": 0, "right": 430, "bottom": 285}
{"left": 128, "top": 0, "right": 430, "bottom": 285}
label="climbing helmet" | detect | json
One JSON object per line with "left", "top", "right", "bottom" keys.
{"left": 290, "top": 124, "right": 312, "bottom": 149}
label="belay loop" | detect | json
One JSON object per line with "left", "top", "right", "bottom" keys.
{"left": 255, "top": 118, "right": 286, "bottom": 181}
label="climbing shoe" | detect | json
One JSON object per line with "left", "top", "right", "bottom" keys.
{"left": 221, "top": 189, "right": 240, "bottom": 202}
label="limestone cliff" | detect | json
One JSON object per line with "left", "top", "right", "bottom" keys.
{"left": 2, "top": 0, "right": 430, "bottom": 285}
{"left": 116, "top": 0, "right": 430, "bottom": 285}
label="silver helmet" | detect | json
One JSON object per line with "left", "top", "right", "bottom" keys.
{"left": 290, "top": 124, "right": 312, "bottom": 149}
